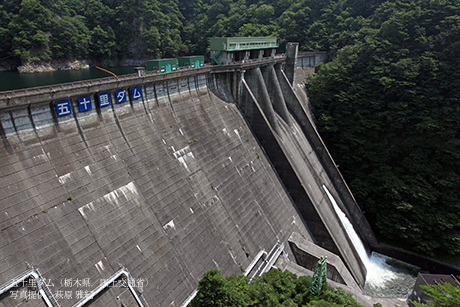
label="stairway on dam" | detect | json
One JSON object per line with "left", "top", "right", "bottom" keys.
{"left": 0, "top": 49, "right": 395, "bottom": 307}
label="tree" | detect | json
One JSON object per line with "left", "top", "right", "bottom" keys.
{"left": 90, "top": 25, "right": 116, "bottom": 59}
{"left": 190, "top": 269, "right": 250, "bottom": 307}
{"left": 6, "top": 0, "right": 53, "bottom": 62}
{"left": 410, "top": 281, "right": 460, "bottom": 307}
{"left": 307, "top": 0, "right": 460, "bottom": 259}
{"left": 190, "top": 268, "right": 363, "bottom": 307}
{"left": 143, "top": 25, "right": 161, "bottom": 58}
{"left": 52, "top": 15, "right": 90, "bottom": 58}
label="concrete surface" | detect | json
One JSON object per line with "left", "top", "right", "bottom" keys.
{"left": 240, "top": 65, "right": 370, "bottom": 286}
{"left": 0, "top": 71, "right": 312, "bottom": 306}
{"left": 0, "top": 54, "right": 386, "bottom": 307}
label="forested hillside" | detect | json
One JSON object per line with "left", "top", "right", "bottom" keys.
{"left": 0, "top": 0, "right": 383, "bottom": 64}
{"left": 307, "top": 0, "right": 460, "bottom": 260}
{"left": 1, "top": 0, "right": 459, "bottom": 261}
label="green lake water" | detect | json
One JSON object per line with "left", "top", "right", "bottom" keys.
{"left": 0, "top": 66, "right": 137, "bottom": 92}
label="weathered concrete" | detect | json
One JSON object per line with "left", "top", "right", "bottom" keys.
{"left": 275, "top": 64, "right": 379, "bottom": 250}
{"left": 0, "top": 54, "right": 384, "bottom": 306}
{"left": 284, "top": 42, "right": 299, "bottom": 85}
{"left": 241, "top": 64, "right": 371, "bottom": 286}
{"left": 288, "top": 232, "right": 356, "bottom": 288}
{"left": 0, "top": 70, "right": 312, "bottom": 306}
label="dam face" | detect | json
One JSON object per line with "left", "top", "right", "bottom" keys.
{"left": 0, "top": 70, "right": 312, "bottom": 306}
{"left": 0, "top": 53, "right": 376, "bottom": 306}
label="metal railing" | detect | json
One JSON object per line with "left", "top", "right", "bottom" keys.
{"left": 179, "top": 240, "right": 284, "bottom": 307}
{"left": 249, "top": 241, "right": 284, "bottom": 282}
{"left": 72, "top": 268, "right": 146, "bottom": 307}
{"left": 0, "top": 267, "right": 57, "bottom": 307}
{"left": 0, "top": 266, "right": 146, "bottom": 307}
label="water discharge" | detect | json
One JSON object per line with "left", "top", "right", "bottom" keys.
{"left": 365, "top": 252, "right": 421, "bottom": 297}
{"left": 322, "top": 185, "right": 420, "bottom": 298}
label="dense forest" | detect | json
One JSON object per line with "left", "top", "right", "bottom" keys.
{"left": 1, "top": 0, "right": 459, "bottom": 261}
{"left": 307, "top": 0, "right": 460, "bottom": 261}
{"left": 0, "top": 0, "right": 394, "bottom": 64}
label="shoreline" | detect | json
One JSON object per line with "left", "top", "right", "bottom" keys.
{"left": 17, "top": 59, "right": 90, "bottom": 73}
{"left": 0, "top": 58, "right": 149, "bottom": 73}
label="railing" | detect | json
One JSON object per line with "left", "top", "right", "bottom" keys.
{"left": 249, "top": 241, "right": 284, "bottom": 282}
{"left": 179, "top": 240, "right": 284, "bottom": 307}
{"left": 73, "top": 268, "right": 146, "bottom": 307}
{"left": 226, "top": 42, "right": 278, "bottom": 51}
{"left": 0, "top": 266, "right": 146, "bottom": 307}
{"left": 0, "top": 267, "right": 57, "bottom": 307}
{"left": 0, "top": 56, "right": 287, "bottom": 110}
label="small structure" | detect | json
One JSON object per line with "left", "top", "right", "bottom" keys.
{"left": 146, "top": 59, "right": 178, "bottom": 73}
{"left": 408, "top": 273, "right": 459, "bottom": 306}
{"left": 297, "top": 51, "right": 328, "bottom": 68}
{"left": 210, "top": 37, "right": 278, "bottom": 65}
{"left": 308, "top": 256, "right": 328, "bottom": 296}
{"left": 134, "top": 67, "right": 145, "bottom": 77}
{"left": 178, "top": 56, "right": 204, "bottom": 69}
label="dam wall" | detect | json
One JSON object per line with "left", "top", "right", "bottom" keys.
{"left": 0, "top": 70, "right": 312, "bottom": 307}
{"left": 0, "top": 50, "right": 387, "bottom": 306}
{"left": 238, "top": 64, "right": 368, "bottom": 286}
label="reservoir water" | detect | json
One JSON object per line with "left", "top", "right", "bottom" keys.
{"left": 322, "top": 185, "right": 421, "bottom": 298}
{"left": 0, "top": 66, "right": 137, "bottom": 92}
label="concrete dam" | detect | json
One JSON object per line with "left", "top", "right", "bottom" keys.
{"left": 0, "top": 47, "right": 382, "bottom": 306}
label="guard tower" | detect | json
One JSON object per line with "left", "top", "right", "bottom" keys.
{"left": 210, "top": 37, "right": 278, "bottom": 65}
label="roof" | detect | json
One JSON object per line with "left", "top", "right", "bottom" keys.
{"left": 210, "top": 37, "right": 278, "bottom": 51}
{"left": 178, "top": 55, "right": 204, "bottom": 59}
{"left": 420, "top": 274, "right": 459, "bottom": 287}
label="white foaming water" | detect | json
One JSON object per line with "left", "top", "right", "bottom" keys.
{"left": 365, "top": 252, "right": 420, "bottom": 297}
{"left": 322, "top": 185, "right": 419, "bottom": 297}
{"left": 322, "top": 185, "right": 370, "bottom": 269}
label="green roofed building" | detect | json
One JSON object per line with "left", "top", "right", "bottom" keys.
{"left": 146, "top": 58, "right": 178, "bottom": 73}
{"left": 178, "top": 56, "right": 205, "bottom": 69}
{"left": 210, "top": 37, "right": 278, "bottom": 65}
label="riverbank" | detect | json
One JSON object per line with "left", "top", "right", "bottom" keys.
{"left": 16, "top": 59, "right": 90, "bottom": 73}
{"left": 0, "top": 57, "right": 20, "bottom": 71}
{"left": 0, "top": 58, "right": 149, "bottom": 73}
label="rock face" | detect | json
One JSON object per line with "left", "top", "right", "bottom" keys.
{"left": 0, "top": 58, "right": 21, "bottom": 71}
{"left": 17, "top": 59, "right": 90, "bottom": 73}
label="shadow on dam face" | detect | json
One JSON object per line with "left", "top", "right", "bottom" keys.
{"left": 235, "top": 76, "right": 340, "bottom": 256}
{"left": 234, "top": 65, "right": 370, "bottom": 286}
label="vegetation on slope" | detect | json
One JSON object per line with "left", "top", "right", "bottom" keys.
{"left": 190, "top": 269, "right": 364, "bottom": 307}
{"left": 0, "top": 0, "right": 392, "bottom": 63}
{"left": 411, "top": 280, "right": 460, "bottom": 307}
{"left": 307, "top": 0, "right": 460, "bottom": 260}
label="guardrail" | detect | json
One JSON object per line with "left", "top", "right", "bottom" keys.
{"left": 0, "top": 266, "right": 147, "bottom": 307}
{"left": 179, "top": 240, "right": 284, "bottom": 307}
{"left": 0, "top": 56, "right": 286, "bottom": 111}
{"left": 0, "top": 266, "right": 58, "bottom": 307}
